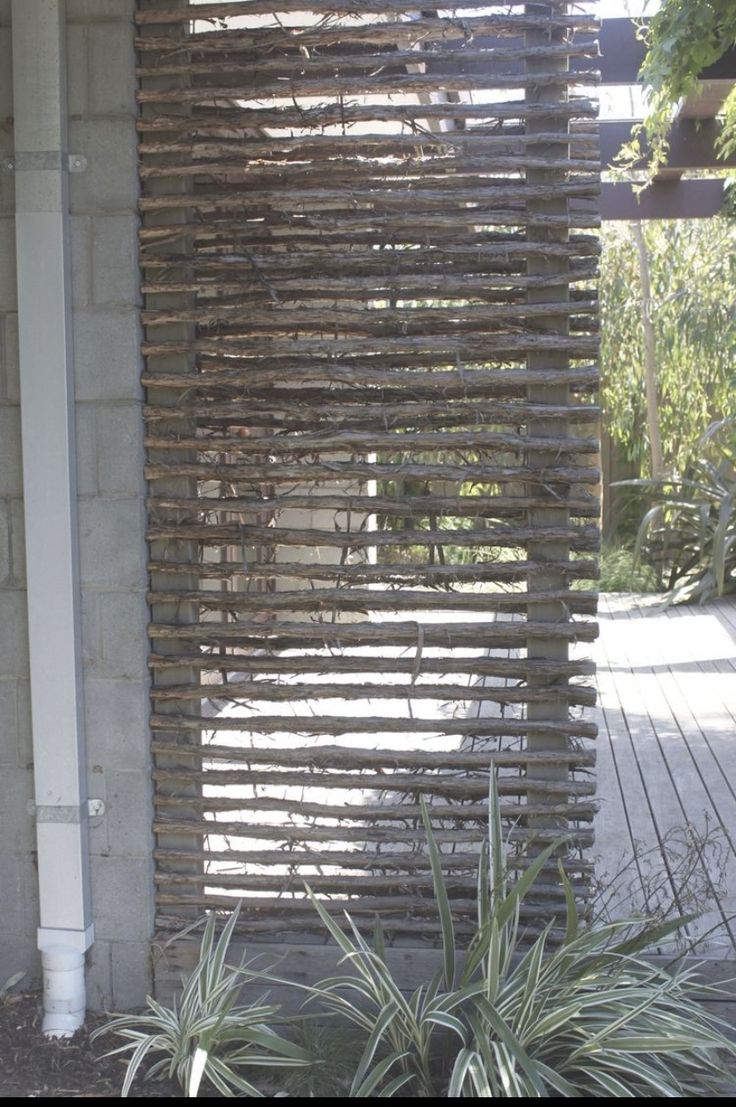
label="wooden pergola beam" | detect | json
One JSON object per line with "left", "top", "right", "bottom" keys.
{"left": 592, "top": 18, "right": 736, "bottom": 86}
{"left": 600, "top": 118, "right": 736, "bottom": 172}
{"left": 599, "top": 179, "right": 726, "bottom": 222}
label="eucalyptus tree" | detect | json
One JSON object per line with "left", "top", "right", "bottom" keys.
{"left": 600, "top": 217, "right": 736, "bottom": 477}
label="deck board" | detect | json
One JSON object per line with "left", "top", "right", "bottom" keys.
{"left": 591, "top": 594, "right": 736, "bottom": 956}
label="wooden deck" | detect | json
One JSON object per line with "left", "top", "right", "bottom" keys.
{"left": 591, "top": 594, "right": 736, "bottom": 957}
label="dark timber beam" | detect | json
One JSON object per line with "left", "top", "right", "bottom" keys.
{"left": 600, "top": 180, "right": 726, "bottom": 221}
{"left": 592, "top": 18, "right": 736, "bottom": 85}
{"left": 600, "top": 118, "right": 736, "bottom": 172}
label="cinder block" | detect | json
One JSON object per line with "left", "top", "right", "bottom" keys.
{"left": 88, "top": 22, "right": 137, "bottom": 116}
{"left": 68, "top": 119, "right": 138, "bottom": 214}
{"left": 0, "top": 591, "right": 29, "bottom": 677}
{"left": 98, "top": 591, "right": 149, "bottom": 681}
{"left": 9, "top": 498, "right": 25, "bottom": 586}
{"left": 66, "top": 23, "right": 88, "bottom": 118}
{"left": 105, "top": 771, "right": 153, "bottom": 859}
{"left": 15, "top": 677, "right": 31, "bottom": 764}
{"left": 0, "top": 218, "right": 16, "bottom": 311}
{"left": 75, "top": 402, "right": 98, "bottom": 497}
{"left": 0, "top": 408, "right": 22, "bottom": 495}
{"left": 20, "top": 855, "right": 39, "bottom": 938}
{"left": 67, "top": 0, "right": 136, "bottom": 20}
{"left": 0, "top": 764, "right": 35, "bottom": 851}
{"left": 78, "top": 497, "right": 147, "bottom": 590}
{"left": 84, "top": 677, "right": 150, "bottom": 772}
{"left": 0, "top": 28, "right": 12, "bottom": 114}
{"left": 81, "top": 590, "right": 101, "bottom": 672}
{"left": 85, "top": 939, "right": 113, "bottom": 1012}
{"left": 70, "top": 215, "right": 92, "bottom": 309}
{"left": 0, "top": 499, "right": 9, "bottom": 584}
{"left": 89, "top": 854, "right": 154, "bottom": 942}
{"left": 86, "top": 768, "right": 109, "bottom": 856}
{"left": 0, "top": 937, "right": 40, "bottom": 994}
{"left": 111, "top": 940, "right": 153, "bottom": 1011}
{"left": 0, "top": 855, "right": 26, "bottom": 939}
{"left": 92, "top": 215, "right": 140, "bottom": 307}
{"left": 73, "top": 308, "right": 142, "bottom": 402}
{"left": 0, "top": 678, "right": 18, "bottom": 763}
{"left": 96, "top": 403, "right": 145, "bottom": 496}
{"left": 77, "top": 402, "right": 145, "bottom": 497}
{"left": 0, "top": 312, "right": 19, "bottom": 403}
{"left": 0, "top": 146, "right": 14, "bottom": 217}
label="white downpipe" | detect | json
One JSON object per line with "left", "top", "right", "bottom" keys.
{"left": 42, "top": 948, "right": 87, "bottom": 1038}
{"left": 12, "top": 0, "right": 93, "bottom": 1037}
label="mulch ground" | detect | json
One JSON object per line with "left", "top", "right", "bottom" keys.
{"left": 0, "top": 993, "right": 178, "bottom": 1098}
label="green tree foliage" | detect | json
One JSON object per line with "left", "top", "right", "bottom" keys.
{"left": 600, "top": 217, "right": 736, "bottom": 475}
{"left": 620, "top": 0, "right": 736, "bottom": 174}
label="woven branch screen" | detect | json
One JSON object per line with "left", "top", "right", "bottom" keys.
{"left": 137, "top": 0, "right": 600, "bottom": 939}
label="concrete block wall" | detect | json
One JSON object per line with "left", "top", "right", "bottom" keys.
{"left": 68, "top": 0, "right": 151, "bottom": 1011}
{"left": 0, "top": 0, "right": 153, "bottom": 1009}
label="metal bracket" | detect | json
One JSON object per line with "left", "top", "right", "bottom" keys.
{"left": 27, "top": 798, "right": 106, "bottom": 820}
{"left": 1, "top": 153, "right": 87, "bottom": 174}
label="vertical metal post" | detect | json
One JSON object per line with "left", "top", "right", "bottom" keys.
{"left": 12, "top": 0, "right": 92, "bottom": 1027}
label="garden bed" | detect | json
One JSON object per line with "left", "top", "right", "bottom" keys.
{"left": 0, "top": 993, "right": 176, "bottom": 1099}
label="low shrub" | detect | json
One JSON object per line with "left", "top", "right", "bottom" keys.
{"left": 92, "top": 905, "right": 308, "bottom": 1097}
{"left": 617, "top": 416, "right": 736, "bottom": 604}
{"left": 95, "top": 787, "right": 736, "bottom": 1098}
{"left": 290, "top": 784, "right": 736, "bottom": 1097}
{"left": 596, "top": 544, "right": 659, "bottom": 594}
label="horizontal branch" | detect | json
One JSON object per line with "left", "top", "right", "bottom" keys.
{"left": 154, "top": 861, "right": 592, "bottom": 893}
{"left": 147, "top": 520, "right": 597, "bottom": 543}
{"left": 151, "top": 712, "right": 597, "bottom": 739}
{"left": 136, "top": 96, "right": 596, "bottom": 133}
{"left": 142, "top": 301, "right": 598, "bottom": 334}
{"left": 153, "top": 738, "right": 595, "bottom": 766}
{"left": 153, "top": 843, "right": 589, "bottom": 872}
{"left": 140, "top": 242, "right": 599, "bottom": 273}
{"left": 144, "top": 427, "right": 597, "bottom": 456}
{"left": 137, "top": 68, "right": 597, "bottom": 104}
{"left": 141, "top": 273, "right": 598, "bottom": 303}
{"left": 139, "top": 183, "right": 598, "bottom": 212}
{"left": 147, "top": 493, "right": 599, "bottom": 517}
{"left": 139, "top": 213, "right": 599, "bottom": 247}
{"left": 134, "top": 2, "right": 596, "bottom": 26}
{"left": 154, "top": 803, "right": 597, "bottom": 841}
{"left": 144, "top": 399, "right": 600, "bottom": 430}
{"left": 153, "top": 793, "right": 593, "bottom": 822}
{"left": 137, "top": 48, "right": 595, "bottom": 85}
{"left": 146, "top": 588, "right": 598, "bottom": 618}
{"left": 148, "top": 653, "right": 596, "bottom": 680}
{"left": 147, "top": 558, "right": 599, "bottom": 585}
{"left": 141, "top": 364, "right": 600, "bottom": 397}
{"left": 152, "top": 767, "right": 595, "bottom": 796}
{"left": 135, "top": 12, "right": 596, "bottom": 53}
{"left": 142, "top": 334, "right": 600, "bottom": 361}
{"left": 152, "top": 678, "right": 596, "bottom": 707}
{"left": 149, "top": 617, "right": 599, "bottom": 647}
{"left": 145, "top": 460, "right": 600, "bottom": 486}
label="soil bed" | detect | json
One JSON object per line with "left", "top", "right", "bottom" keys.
{"left": 0, "top": 993, "right": 178, "bottom": 1098}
